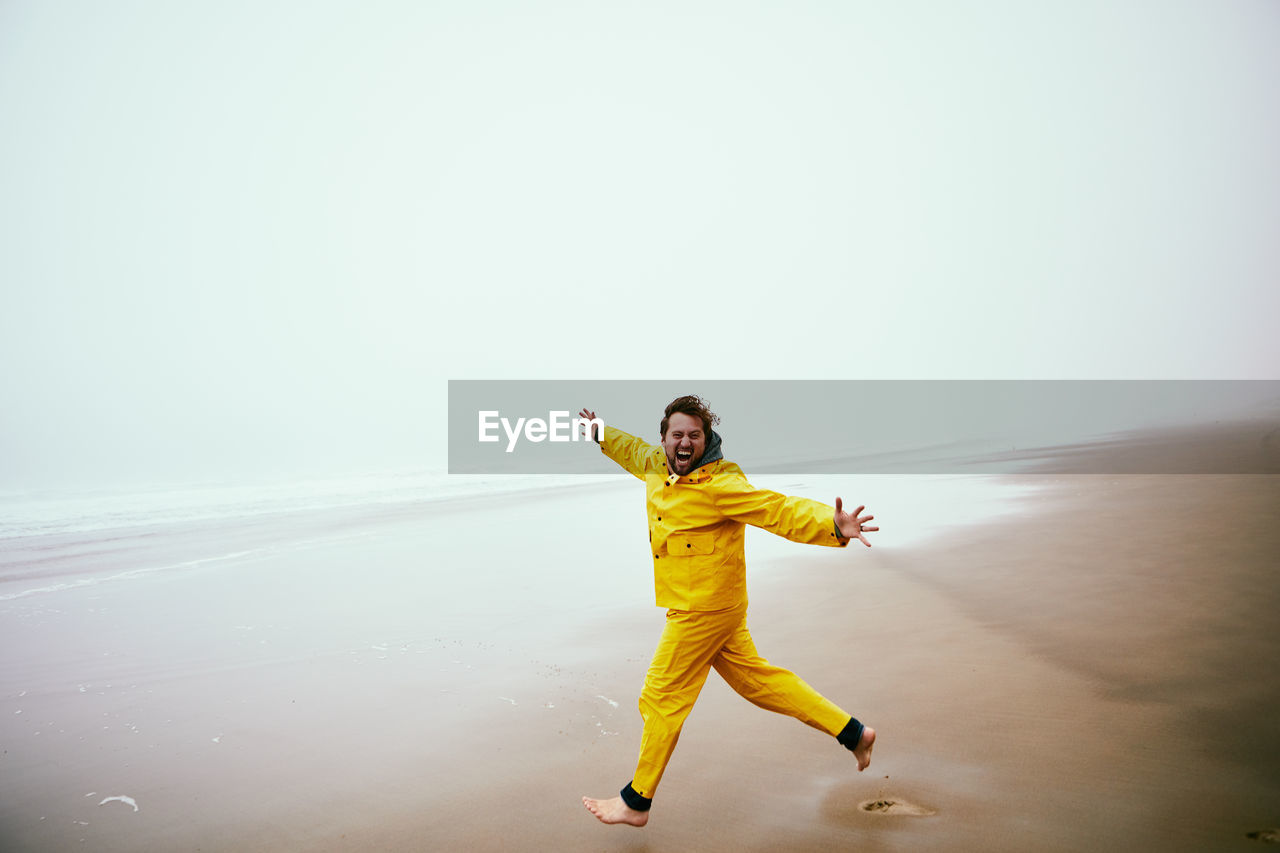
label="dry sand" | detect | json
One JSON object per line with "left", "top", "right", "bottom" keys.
{"left": 2, "top": 428, "right": 1278, "bottom": 851}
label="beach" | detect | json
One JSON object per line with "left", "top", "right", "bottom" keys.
{"left": 2, "top": 431, "right": 1278, "bottom": 851}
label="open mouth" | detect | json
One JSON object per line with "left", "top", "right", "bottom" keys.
{"left": 676, "top": 450, "right": 693, "bottom": 464}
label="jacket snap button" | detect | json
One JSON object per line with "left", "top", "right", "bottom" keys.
{"left": 686, "top": 543, "right": 692, "bottom": 548}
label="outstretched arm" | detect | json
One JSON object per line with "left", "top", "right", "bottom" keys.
{"left": 715, "top": 479, "right": 865, "bottom": 549}
{"left": 834, "top": 496, "right": 879, "bottom": 547}
{"left": 578, "top": 407, "right": 653, "bottom": 480}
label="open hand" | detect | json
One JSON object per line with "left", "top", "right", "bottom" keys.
{"left": 578, "top": 408, "right": 602, "bottom": 442}
{"left": 835, "top": 496, "right": 878, "bottom": 547}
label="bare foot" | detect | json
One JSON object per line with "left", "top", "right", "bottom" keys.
{"left": 853, "top": 726, "right": 876, "bottom": 771}
{"left": 582, "top": 795, "right": 649, "bottom": 827}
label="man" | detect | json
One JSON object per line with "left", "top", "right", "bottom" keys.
{"left": 578, "top": 395, "right": 879, "bottom": 827}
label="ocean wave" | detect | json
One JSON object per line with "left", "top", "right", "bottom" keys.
{"left": 0, "top": 470, "right": 608, "bottom": 540}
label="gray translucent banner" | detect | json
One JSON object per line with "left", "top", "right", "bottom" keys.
{"left": 448, "top": 381, "right": 1280, "bottom": 475}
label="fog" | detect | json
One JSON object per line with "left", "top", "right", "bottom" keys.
{"left": 3, "top": 1, "right": 1277, "bottom": 489}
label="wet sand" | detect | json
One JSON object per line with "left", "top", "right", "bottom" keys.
{"left": 2, "top": 430, "right": 1278, "bottom": 851}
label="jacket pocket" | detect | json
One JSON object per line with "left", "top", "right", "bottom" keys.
{"left": 667, "top": 532, "right": 714, "bottom": 556}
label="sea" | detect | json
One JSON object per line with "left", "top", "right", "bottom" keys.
{"left": 0, "top": 468, "right": 1042, "bottom": 605}
{"left": 0, "top": 470, "right": 594, "bottom": 603}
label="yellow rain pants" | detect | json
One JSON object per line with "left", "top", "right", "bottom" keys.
{"left": 631, "top": 602, "right": 853, "bottom": 799}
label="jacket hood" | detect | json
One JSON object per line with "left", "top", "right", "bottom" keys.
{"left": 694, "top": 429, "right": 724, "bottom": 470}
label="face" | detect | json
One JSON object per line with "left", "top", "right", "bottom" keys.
{"left": 662, "top": 412, "right": 707, "bottom": 476}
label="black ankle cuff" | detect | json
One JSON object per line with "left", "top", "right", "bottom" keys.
{"left": 620, "top": 782, "right": 652, "bottom": 812}
{"left": 837, "top": 717, "right": 865, "bottom": 751}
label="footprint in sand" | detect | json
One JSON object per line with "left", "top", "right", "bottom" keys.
{"left": 820, "top": 781, "right": 936, "bottom": 823}
{"left": 859, "top": 798, "right": 936, "bottom": 817}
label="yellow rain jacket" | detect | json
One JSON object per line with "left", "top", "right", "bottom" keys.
{"left": 601, "top": 425, "right": 849, "bottom": 611}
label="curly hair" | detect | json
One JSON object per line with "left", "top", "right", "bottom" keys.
{"left": 660, "top": 395, "right": 720, "bottom": 439}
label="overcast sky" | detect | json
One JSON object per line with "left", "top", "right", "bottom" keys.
{"left": 2, "top": 1, "right": 1277, "bottom": 489}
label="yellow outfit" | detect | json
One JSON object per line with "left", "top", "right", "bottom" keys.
{"left": 601, "top": 426, "right": 854, "bottom": 800}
